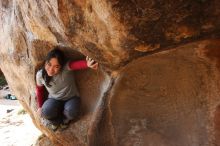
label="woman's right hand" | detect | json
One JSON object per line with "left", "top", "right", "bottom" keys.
{"left": 37, "top": 108, "right": 42, "bottom": 117}
{"left": 86, "top": 56, "right": 98, "bottom": 70}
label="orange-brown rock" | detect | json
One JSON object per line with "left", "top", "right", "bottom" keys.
{"left": 0, "top": 0, "right": 220, "bottom": 146}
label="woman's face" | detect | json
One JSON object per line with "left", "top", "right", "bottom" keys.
{"left": 45, "top": 57, "right": 61, "bottom": 76}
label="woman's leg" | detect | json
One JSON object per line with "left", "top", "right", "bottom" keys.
{"left": 41, "top": 98, "right": 64, "bottom": 125}
{"left": 63, "top": 96, "right": 81, "bottom": 123}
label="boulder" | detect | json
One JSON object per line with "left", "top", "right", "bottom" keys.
{"left": 0, "top": 0, "right": 220, "bottom": 145}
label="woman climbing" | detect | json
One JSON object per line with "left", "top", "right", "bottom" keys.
{"left": 36, "top": 47, "right": 98, "bottom": 131}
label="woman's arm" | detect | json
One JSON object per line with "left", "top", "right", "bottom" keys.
{"left": 68, "top": 57, "right": 98, "bottom": 70}
{"left": 68, "top": 60, "right": 88, "bottom": 70}
{"left": 36, "top": 85, "right": 45, "bottom": 108}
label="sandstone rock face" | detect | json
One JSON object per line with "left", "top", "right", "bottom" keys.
{"left": 0, "top": 0, "right": 220, "bottom": 146}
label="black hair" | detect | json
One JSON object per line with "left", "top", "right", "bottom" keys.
{"left": 42, "top": 47, "right": 67, "bottom": 87}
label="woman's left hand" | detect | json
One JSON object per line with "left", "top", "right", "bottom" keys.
{"left": 86, "top": 56, "right": 98, "bottom": 70}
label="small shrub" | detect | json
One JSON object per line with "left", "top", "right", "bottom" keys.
{"left": 0, "top": 75, "right": 7, "bottom": 86}
{"left": 17, "top": 109, "right": 27, "bottom": 115}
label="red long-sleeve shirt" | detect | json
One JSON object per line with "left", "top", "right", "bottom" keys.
{"left": 36, "top": 60, "right": 87, "bottom": 108}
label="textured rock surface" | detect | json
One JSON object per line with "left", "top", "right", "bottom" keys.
{"left": 0, "top": 0, "right": 220, "bottom": 146}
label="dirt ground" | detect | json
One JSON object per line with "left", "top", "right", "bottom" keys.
{"left": 0, "top": 86, "right": 42, "bottom": 146}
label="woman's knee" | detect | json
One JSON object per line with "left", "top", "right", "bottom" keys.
{"left": 63, "top": 97, "right": 80, "bottom": 120}
{"left": 64, "top": 108, "right": 80, "bottom": 120}
{"left": 41, "top": 98, "right": 63, "bottom": 119}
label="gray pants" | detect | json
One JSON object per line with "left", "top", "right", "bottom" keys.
{"left": 41, "top": 96, "right": 80, "bottom": 125}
